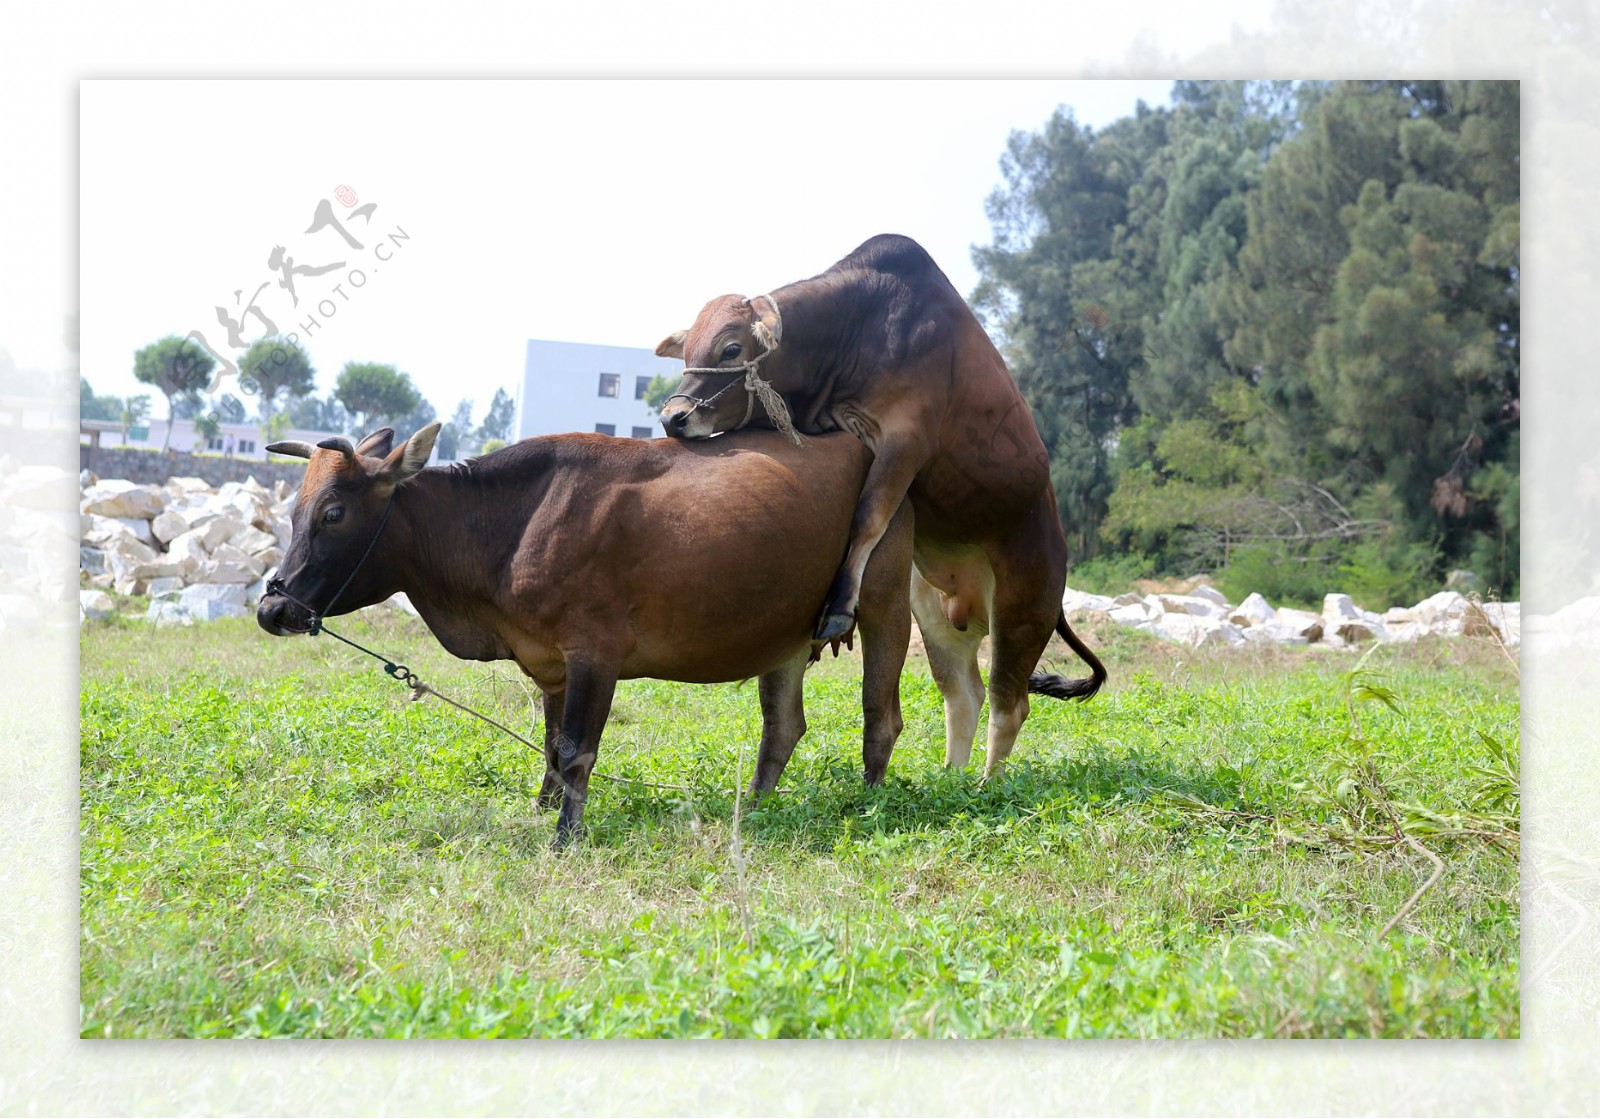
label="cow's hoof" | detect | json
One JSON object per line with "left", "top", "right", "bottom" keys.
{"left": 815, "top": 611, "right": 856, "bottom": 642}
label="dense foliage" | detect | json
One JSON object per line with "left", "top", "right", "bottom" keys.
{"left": 975, "top": 81, "right": 1519, "bottom": 606}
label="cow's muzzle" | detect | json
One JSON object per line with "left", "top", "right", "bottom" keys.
{"left": 256, "top": 591, "right": 315, "bottom": 636}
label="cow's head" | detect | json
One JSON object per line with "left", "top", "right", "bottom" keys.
{"left": 656, "top": 293, "right": 784, "bottom": 439}
{"left": 255, "top": 423, "right": 439, "bottom": 636}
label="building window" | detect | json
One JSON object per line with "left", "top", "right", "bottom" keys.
{"left": 206, "top": 436, "right": 225, "bottom": 451}
{"left": 631, "top": 426, "right": 653, "bottom": 439}
{"left": 595, "top": 423, "right": 616, "bottom": 436}
{"left": 238, "top": 439, "right": 256, "bottom": 455}
{"left": 635, "top": 375, "right": 652, "bottom": 400}
{"left": 598, "top": 372, "right": 620, "bottom": 398}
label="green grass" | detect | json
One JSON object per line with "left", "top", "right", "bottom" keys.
{"left": 80, "top": 610, "right": 1520, "bottom": 1038}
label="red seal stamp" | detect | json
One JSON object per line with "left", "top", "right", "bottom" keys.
{"left": 334, "top": 184, "right": 359, "bottom": 208}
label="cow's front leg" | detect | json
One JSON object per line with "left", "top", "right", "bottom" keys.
{"left": 816, "top": 439, "right": 928, "bottom": 642}
{"left": 537, "top": 689, "right": 565, "bottom": 810}
{"left": 551, "top": 665, "right": 618, "bottom": 849}
{"left": 750, "top": 653, "right": 808, "bottom": 796}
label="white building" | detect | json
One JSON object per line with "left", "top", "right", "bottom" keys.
{"left": 82, "top": 416, "right": 340, "bottom": 460}
{"left": 515, "top": 339, "right": 683, "bottom": 442}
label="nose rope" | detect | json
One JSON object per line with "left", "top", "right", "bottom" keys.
{"left": 663, "top": 293, "right": 803, "bottom": 445}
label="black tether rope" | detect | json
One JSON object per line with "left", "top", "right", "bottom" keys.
{"left": 263, "top": 492, "right": 696, "bottom": 794}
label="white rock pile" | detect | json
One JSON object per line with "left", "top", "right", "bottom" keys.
{"left": 79, "top": 472, "right": 295, "bottom": 626}
{"left": 1064, "top": 583, "right": 1521, "bottom": 650}
{"left": 1, "top": 455, "right": 79, "bottom": 630}
{"left": 73, "top": 466, "right": 1524, "bottom": 653}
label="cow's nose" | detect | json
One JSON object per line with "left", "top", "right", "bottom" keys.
{"left": 663, "top": 409, "right": 691, "bottom": 435}
{"left": 256, "top": 595, "right": 290, "bottom": 635}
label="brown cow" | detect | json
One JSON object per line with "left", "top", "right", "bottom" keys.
{"left": 256, "top": 423, "right": 914, "bottom": 846}
{"left": 657, "top": 233, "right": 1106, "bottom": 775}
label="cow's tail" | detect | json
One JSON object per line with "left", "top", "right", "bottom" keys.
{"left": 1027, "top": 610, "right": 1108, "bottom": 703}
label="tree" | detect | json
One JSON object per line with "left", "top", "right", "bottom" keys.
{"left": 972, "top": 102, "right": 1171, "bottom": 558}
{"left": 437, "top": 398, "right": 475, "bottom": 460}
{"left": 120, "top": 394, "right": 151, "bottom": 430}
{"left": 192, "top": 412, "right": 221, "bottom": 446}
{"left": 80, "top": 377, "right": 121, "bottom": 421}
{"left": 476, "top": 387, "right": 515, "bottom": 446}
{"left": 133, "top": 335, "right": 214, "bottom": 451}
{"left": 644, "top": 374, "right": 677, "bottom": 414}
{"left": 237, "top": 336, "right": 316, "bottom": 429}
{"left": 395, "top": 396, "right": 438, "bottom": 445}
{"left": 334, "top": 362, "right": 422, "bottom": 435}
{"left": 286, "top": 392, "right": 349, "bottom": 434}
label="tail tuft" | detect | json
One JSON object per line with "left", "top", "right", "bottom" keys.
{"left": 1029, "top": 609, "right": 1108, "bottom": 703}
{"left": 1028, "top": 670, "right": 1102, "bottom": 702}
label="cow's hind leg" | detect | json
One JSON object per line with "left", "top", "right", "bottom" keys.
{"left": 537, "top": 688, "right": 565, "bottom": 810}
{"left": 910, "top": 570, "right": 986, "bottom": 770}
{"left": 981, "top": 534, "right": 1066, "bottom": 778}
{"left": 551, "top": 665, "right": 619, "bottom": 848}
{"left": 750, "top": 654, "right": 808, "bottom": 796}
{"left": 857, "top": 498, "right": 913, "bottom": 783}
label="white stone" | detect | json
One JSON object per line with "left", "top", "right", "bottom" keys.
{"left": 1157, "top": 593, "right": 1230, "bottom": 620}
{"left": 1111, "top": 591, "right": 1143, "bottom": 608}
{"left": 1229, "top": 592, "right": 1276, "bottom": 629}
{"left": 387, "top": 592, "right": 420, "bottom": 616}
{"left": 82, "top": 592, "right": 119, "bottom": 627}
{"left": 104, "top": 535, "right": 159, "bottom": 582}
{"left": 1332, "top": 618, "right": 1385, "bottom": 644}
{"left": 1383, "top": 606, "right": 1417, "bottom": 625}
{"left": 110, "top": 515, "right": 155, "bottom": 545}
{"left": 160, "top": 583, "right": 250, "bottom": 622}
{"left": 1243, "top": 621, "right": 1309, "bottom": 647}
{"left": 129, "top": 558, "right": 185, "bottom": 581}
{"left": 1275, "top": 608, "right": 1325, "bottom": 643}
{"left": 1108, "top": 602, "right": 1155, "bottom": 628}
{"left": 146, "top": 600, "right": 194, "bottom": 627}
{"left": 1151, "top": 613, "right": 1246, "bottom": 648}
{"left": 0, "top": 594, "right": 44, "bottom": 626}
{"left": 1414, "top": 591, "right": 1469, "bottom": 634}
{"left": 229, "top": 525, "right": 280, "bottom": 555}
{"left": 163, "top": 530, "right": 211, "bottom": 577}
{"left": 1062, "top": 587, "right": 1116, "bottom": 617}
{"left": 1381, "top": 621, "right": 1426, "bottom": 644}
{"left": 150, "top": 509, "right": 190, "bottom": 545}
{"left": 196, "top": 543, "right": 262, "bottom": 585}
{"left": 81, "top": 479, "right": 167, "bottom": 519}
{"left": 1322, "top": 593, "right": 1363, "bottom": 624}
{"left": 1190, "top": 584, "right": 1230, "bottom": 608}
{"left": 166, "top": 476, "right": 214, "bottom": 493}
{"left": 3, "top": 465, "right": 78, "bottom": 511}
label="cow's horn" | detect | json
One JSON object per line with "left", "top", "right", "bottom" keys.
{"left": 316, "top": 437, "right": 356, "bottom": 461}
{"left": 265, "top": 440, "right": 316, "bottom": 459}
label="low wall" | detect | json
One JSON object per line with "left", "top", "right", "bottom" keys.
{"left": 80, "top": 444, "right": 308, "bottom": 489}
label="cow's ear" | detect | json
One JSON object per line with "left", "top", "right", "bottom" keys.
{"left": 655, "top": 330, "right": 687, "bottom": 360}
{"left": 374, "top": 422, "right": 441, "bottom": 488}
{"left": 750, "top": 293, "right": 783, "bottom": 351}
{"left": 355, "top": 427, "right": 396, "bottom": 458}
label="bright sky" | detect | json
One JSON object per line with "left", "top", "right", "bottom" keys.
{"left": 79, "top": 80, "right": 1175, "bottom": 428}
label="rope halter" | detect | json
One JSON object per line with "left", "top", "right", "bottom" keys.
{"left": 663, "top": 293, "right": 803, "bottom": 445}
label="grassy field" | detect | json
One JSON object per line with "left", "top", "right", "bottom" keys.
{"left": 80, "top": 608, "right": 1520, "bottom": 1038}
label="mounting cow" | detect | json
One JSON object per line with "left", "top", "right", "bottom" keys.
{"left": 256, "top": 423, "right": 914, "bottom": 846}
{"left": 657, "top": 233, "right": 1106, "bottom": 775}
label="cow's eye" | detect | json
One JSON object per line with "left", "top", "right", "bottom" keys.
{"left": 720, "top": 343, "right": 742, "bottom": 362}
{"left": 323, "top": 506, "right": 344, "bottom": 525}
